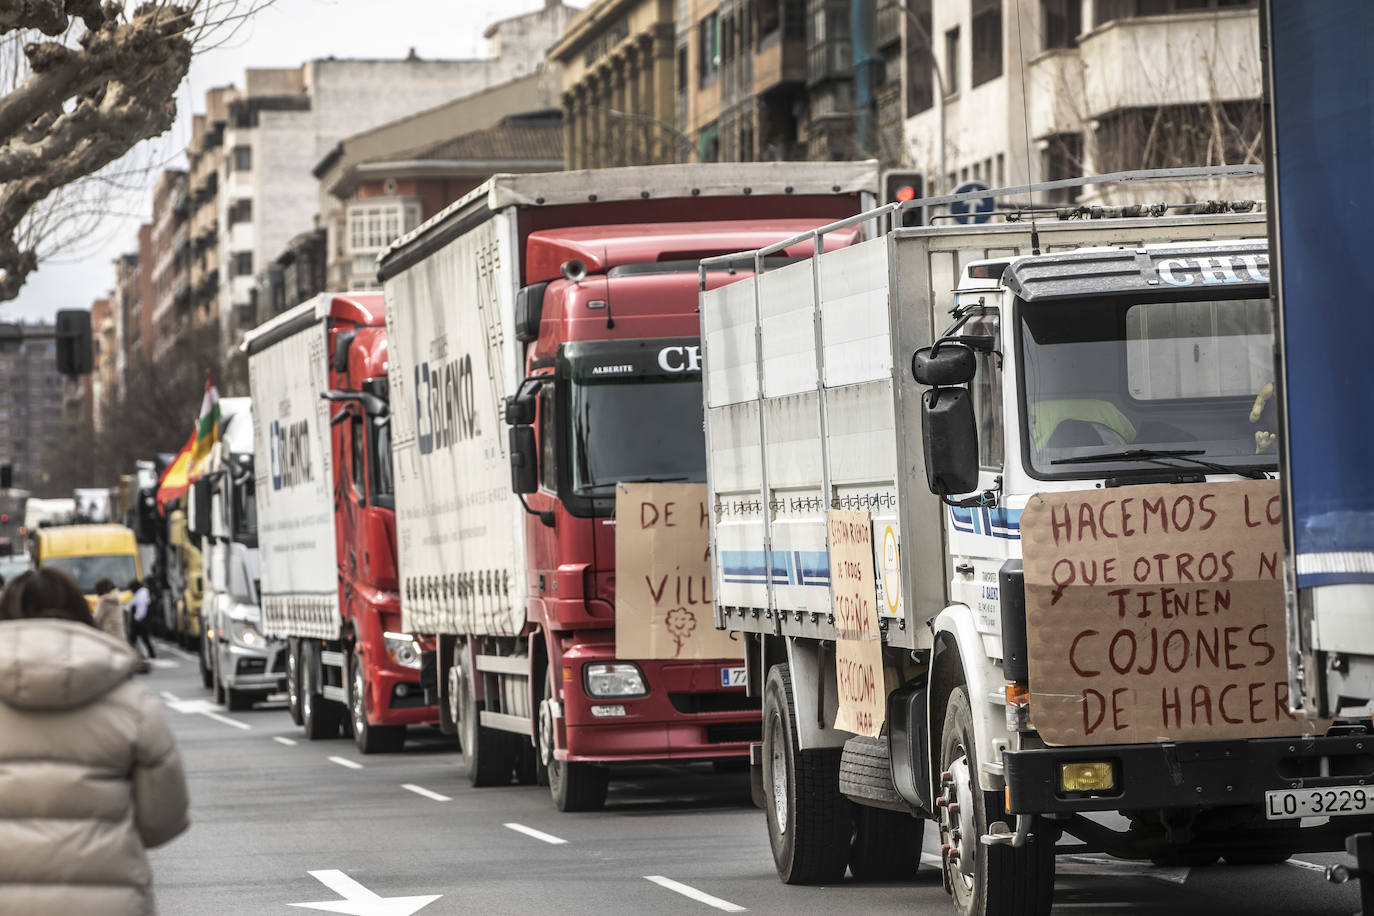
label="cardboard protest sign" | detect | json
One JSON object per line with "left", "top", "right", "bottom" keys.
{"left": 829, "top": 510, "right": 885, "bottom": 738}
{"left": 615, "top": 483, "right": 740, "bottom": 661}
{"left": 1021, "top": 479, "right": 1318, "bottom": 746}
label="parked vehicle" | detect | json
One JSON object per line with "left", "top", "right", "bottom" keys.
{"left": 379, "top": 162, "right": 877, "bottom": 810}
{"left": 189, "top": 398, "right": 283, "bottom": 710}
{"left": 24, "top": 497, "right": 74, "bottom": 533}
{"left": 699, "top": 176, "right": 1372, "bottom": 913}
{"left": 167, "top": 507, "right": 203, "bottom": 652}
{"left": 33, "top": 523, "right": 140, "bottom": 608}
{"left": 242, "top": 292, "right": 439, "bottom": 752}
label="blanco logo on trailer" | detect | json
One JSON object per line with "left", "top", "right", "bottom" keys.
{"left": 657, "top": 345, "right": 702, "bottom": 373}
{"left": 1157, "top": 254, "right": 1268, "bottom": 287}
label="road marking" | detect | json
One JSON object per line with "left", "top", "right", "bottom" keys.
{"left": 161, "top": 691, "right": 181, "bottom": 703}
{"left": 289, "top": 869, "right": 440, "bottom": 915}
{"left": 165, "top": 698, "right": 251, "bottom": 731}
{"left": 328, "top": 756, "right": 363, "bottom": 770}
{"left": 146, "top": 657, "right": 181, "bottom": 669}
{"left": 1287, "top": 859, "right": 1325, "bottom": 872}
{"left": 274, "top": 736, "right": 298, "bottom": 747}
{"left": 644, "top": 876, "right": 746, "bottom": 913}
{"left": 1057, "top": 854, "right": 1189, "bottom": 885}
{"left": 401, "top": 784, "right": 451, "bottom": 802}
{"left": 503, "top": 822, "right": 567, "bottom": 845}
{"left": 156, "top": 642, "right": 198, "bottom": 663}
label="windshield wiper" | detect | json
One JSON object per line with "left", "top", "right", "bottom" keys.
{"left": 1051, "top": 448, "right": 1270, "bottom": 480}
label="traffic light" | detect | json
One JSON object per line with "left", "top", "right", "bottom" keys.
{"left": 55, "top": 309, "right": 92, "bottom": 376}
{"left": 883, "top": 170, "right": 925, "bottom": 229}
{"left": 0, "top": 464, "right": 10, "bottom": 490}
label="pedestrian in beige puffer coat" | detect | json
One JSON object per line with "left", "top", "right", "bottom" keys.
{"left": 0, "top": 568, "right": 190, "bottom": 916}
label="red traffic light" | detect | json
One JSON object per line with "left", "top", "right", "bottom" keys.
{"left": 896, "top": 185, "right": 917, "bottom": 203}
{"left": 0, "top": 513, "right": 7, "bottom": 523}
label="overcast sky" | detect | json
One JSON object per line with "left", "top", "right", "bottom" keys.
{"left": 6, "top": 0, "right": 575, "bottom": 323}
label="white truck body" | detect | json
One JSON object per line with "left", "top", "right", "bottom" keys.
{"left": 244, "top": 298, "right": 341, "bottom": 640}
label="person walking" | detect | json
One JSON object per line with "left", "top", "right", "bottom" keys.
{"left": 0, "top": 567, "right": 190, "bottom": 915}
{"left": 125, "top": 578, "right": 156, "bottom": 660}
{"left": 93, "top": 576, "right": 127, "bottom": 642}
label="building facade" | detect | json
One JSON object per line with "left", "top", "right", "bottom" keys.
{"left": 187, "top": 87, "right": 231, "bottom": 351}
{"left": 901, "top": 0, "right": 1262, "bottom": 203}
{"left": 151, "top": 170, "right": 191, "bottom": 361}
{"left": 0, "top": 327, "right": 65, "bottom": 492}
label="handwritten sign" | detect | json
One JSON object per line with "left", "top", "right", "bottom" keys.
{"left": 829, "top": 510, "right": 885, "bottom": 738}
{"left": 615, "top": 483, "right": 739, "bottom": 661}
{"left": 1022, "top": 479, "right": 1317, "bottom": 746}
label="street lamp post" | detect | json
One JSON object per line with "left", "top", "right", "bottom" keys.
{"left": 607, "top": 108, "right": 696, "bottom": 163}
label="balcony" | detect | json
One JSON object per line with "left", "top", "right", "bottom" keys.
{"left": 754, "top": 32, "right": 805, "bottom": 94}
{"left": 1026, "top": 47, "right": 1084, "bottom": 140}
{"left": 1076, "top": 9, "right": 1260, "bottom": 119}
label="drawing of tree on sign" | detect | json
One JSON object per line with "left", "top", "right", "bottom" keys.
{"left": 665, "top": 607, "right": 697, "bottom": 657}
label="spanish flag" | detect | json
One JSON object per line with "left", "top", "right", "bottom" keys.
{"left": 189, "top": 373, "right": 221, "bottom": 475}
{"left": 156, "top": 431, "right": 196, "bottom": 513}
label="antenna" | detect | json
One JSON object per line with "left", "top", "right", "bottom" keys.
{"left": 1014, "top": 0, "right": 1041, "bottom": 255}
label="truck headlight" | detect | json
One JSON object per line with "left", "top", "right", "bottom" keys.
{"left": 229, "top": 618, "right": 262, "bottom": 648}
{"left": 384, "top": 632, "right": 422, "bottom": 669}
{"left": 584, "top": 662, "right": 647, "bottom": 698}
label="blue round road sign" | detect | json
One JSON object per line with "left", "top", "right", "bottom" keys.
{"left": 950, "top": 181, "right": 996, "bottom": 224}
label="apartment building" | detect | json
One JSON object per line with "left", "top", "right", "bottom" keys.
{"left": 0, "top": 328, "right": 64, "bottom": 492}
{"left": 151, "top": 170, "right": 191, "bottom": 361}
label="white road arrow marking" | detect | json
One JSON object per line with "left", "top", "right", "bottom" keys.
{"left": 289, "top": 869, "right": 440, "bottom": 916}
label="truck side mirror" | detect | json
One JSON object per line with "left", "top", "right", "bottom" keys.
{"left": 509, "top": 426, "right": 539, "bottom": 495}
{"left": 55, "top": 309, "right": 92, "bottom": 376}
{"left": 912, "top": 343, "right": 975, "bottom": 386}
{"left": 921, "top": 387, "right": 979, "bottom": 498}
{"left": 332, "top": 330, "right": 357, "bottom": 372}
{"left": 514, "top": 281, "right": 550, "bottom": 343}
{"left": 190, "top": 478, "right": 212, "bottom": 538}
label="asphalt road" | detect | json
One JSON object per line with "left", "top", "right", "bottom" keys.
{"left": 143, "top": 641, "right": 1365, "bottom": 916}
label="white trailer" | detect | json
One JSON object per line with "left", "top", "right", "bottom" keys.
{"left": 701, "top": 173, "right": 1373, "bottom": 914}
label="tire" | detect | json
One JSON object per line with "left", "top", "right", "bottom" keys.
{"left": 350, "top": 648, "right": 405, "bottom": 754}
{"left": 212, "top": 642, "right": 226, "bottom": 706}
{"left": 199, "top": 631, "right": 212, "bottom": 689}
{"left": 762, "top": 664, "right": 852, "bottom": 884}
{"left": 301, "top": 642, "right": 343, "bottom": 741}
{"left": 457, "top": 645, "right": 514, "bottom": 787}
{"left": 540, "top": 676, "right": 607, "bottom": 811}
{"left": 226, "top": 688, "right": 254, "bottom": 712}
{"left": 849, "top": 805, "right": 924, "bottom": 881}
{"left": 939, "top": 687, "right": 1055, "bottom": 916}
{"left": 285, "top": 638, "right": 303, "bottom": 727}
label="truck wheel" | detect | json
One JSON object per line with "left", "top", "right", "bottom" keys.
{"left": 212, "top": 643, "right": 226, "bottom": 706}
{"left": 939, "top": 686, "right": 1055, "bottom": 916}
{"left": 762, "top": 664, "right": 851, "bottom": 884}
{"left": 350, "top": 648, "right": 405, "bottom": 754}
{"left": 541, "top": 677, "right": 607, "bottom": 811}
{"left": 285, "top": 639, "right": 303, "bottom": 727}
{"left": 199, "top": 631, "right": 212, "bottom": 689}
{"left": 457, "top": 646, "right": 513, "bottom": 787}
{"left": 849, "top": 806, "right": 924, "bottom": 881}
{"left": 301, "top": 643, "right": 343, "bottom": 740}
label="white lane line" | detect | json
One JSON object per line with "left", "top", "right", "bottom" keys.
{"left": 402, "top": 784, "right": 451, "bottom": 802}
{"left": 644, "top": 876, "right": 746, "bottom": 913}
{"left": 1287, "top": 859, "right": 1325, "bottom": 872}
{"left": 158, "top": 643, "right": 198, "bottom": 662}
{"left": 503, "top": 822, "right": 567, "bottom": 845}
{"left": 273, "top": 736, "right": 298, "bottom": 747}
{"left": 201, "top": 710, "right": 251, "bottom": 731}
{"left": 160, "top": 691, "right": 181, "bottom": 703}
{"left": 328, "top": 755, "right": 363, "bottom": 770}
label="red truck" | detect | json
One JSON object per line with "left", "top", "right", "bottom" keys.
{"left": 244, "top": 293, "right": 438, "bottom": 752}
{"left": 378, "top": 163, "right": 877, "bottom": 809}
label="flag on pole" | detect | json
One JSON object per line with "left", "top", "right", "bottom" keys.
{"left": 155, "top": 431, "right": 196, "bottom": 513}
{"left": 189, "top": 373, "right": 221, "bottom": 474}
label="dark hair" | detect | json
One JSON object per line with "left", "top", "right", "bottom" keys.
{"left": 94, "top": 577, "right": 116, "bottom": 596}
{"left": 0, "top": 569, "right": 97, "bottom": 626}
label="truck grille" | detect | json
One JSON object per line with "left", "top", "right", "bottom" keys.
{"left": 669, "top": 692, "right": 760, "bottom": 715}
{"left": 236, "top": 657, "right": 266, "bottom": 675}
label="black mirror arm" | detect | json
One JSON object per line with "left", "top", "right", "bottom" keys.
{"left": 939, "top": 476, "right": 1001, "bottom": 509}
{"left": 518, "top": 493, "right": 555, "bottom": 528}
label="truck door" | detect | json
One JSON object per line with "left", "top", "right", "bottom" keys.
{"left": 344, "top": 412, "right": 366, "bottom": 578}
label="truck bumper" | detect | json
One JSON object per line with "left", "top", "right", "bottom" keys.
{"left": 560, "top": 645, "right": 760, "bottom": 765}
{"left": 368, "top": 662, "right": 437, "bottom": 727}
{"left": 1005, "top": 733, "right": 1374, "bottom": 814}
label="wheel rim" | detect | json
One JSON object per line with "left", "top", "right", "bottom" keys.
{"left": 287, "top": 647, "right": 299, "bottom": 711}
{"left": 456, "top": 657, "right": 476, "bottom": 753}
{"left": 351, "top": 655, "right": 367, "bottom": 737}
{"left": 766, "top": 709, "right": 789, "bottom": 835}
{"left": 939, "top": 750, "right": 977, "bottom": 890}
{"left": 539, "top": 697, "right": 555, "bottom": 768}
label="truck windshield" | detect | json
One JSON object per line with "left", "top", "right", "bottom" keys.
{"left": 1019, "top": 294, "right": 1278, "bottom": 479}
{"left": 569, "top": 377, "right": 706, "bottom": 497}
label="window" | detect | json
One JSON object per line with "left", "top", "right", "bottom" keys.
{"left": 971, "top": 0, "right": 1003, "bottom": 87}
{"left": 233, "top": 251, "right": 253, "bottom": 276}
{"left": 1094, "top": 101, "right": 1262, "bottom": 172}
{"left": 945, "top": 26, "right": 960, "bottom": 95}
{"left": 967, "top": 311, "right": 1004, "bottom": 469}
{"left": 350, "top": 413, "right": 366, "bottom": 500}
{"left": 228, "top": 198, "right": 252, "bottom": 225}
{"left": 346, "top": 200, "right": 420, "bottom": 254}
{"left": 539, "top": 384, "right": 557, "bottom": 493}
{"left": 231, "top": 146, "right": 251, "bottom": 172}
{"left": 698, "top": 13, "right": 720, "bottom": 87}
{"left": 1042, "top": 132, "right": 1083, "bottom": 203}
{"left": 1126, "top": 298, "right": 1272, "bottom": 400}
{"left": 905, "top": 0, "right": 934, "bottom": 116}
{"left": 1094, "top": 0, "right": 1254, "bottom": 27}
{"left": 1042, "top": 0, "right": 1082, "bottom": 48}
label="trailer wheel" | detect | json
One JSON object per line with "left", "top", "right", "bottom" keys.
{"left": 285, "top": 638, "right": 303, "bottom": 726}
{"left": 540, "top": 676, "right": 607, "bottom": 811}
{"left": 939, "top": 686, "right": 1055, "bottom": 916}
{"left": 457, "top": 646, "right": 513, "bottom": 787}
{"left": 849, "top": 805, "right": 924, "bottom": 881}
{"left": 301, "top": 642, "right": 343, "bottom": 740}
{"left": 762, "top": 664, "right": 851, "bottom": 884}
{"left": 350, "top": 648, "right": 405, "bottom": 754}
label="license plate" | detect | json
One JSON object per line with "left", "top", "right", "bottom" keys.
{"left": 720, "top": 666, "right": 746, "bottom": 687}
{"left": 1265, "top": 785, "right": 1374, "bottom": 820}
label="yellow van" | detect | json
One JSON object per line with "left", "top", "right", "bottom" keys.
{"left": 34, "top": 524, "right": 142, "bottom": 608}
